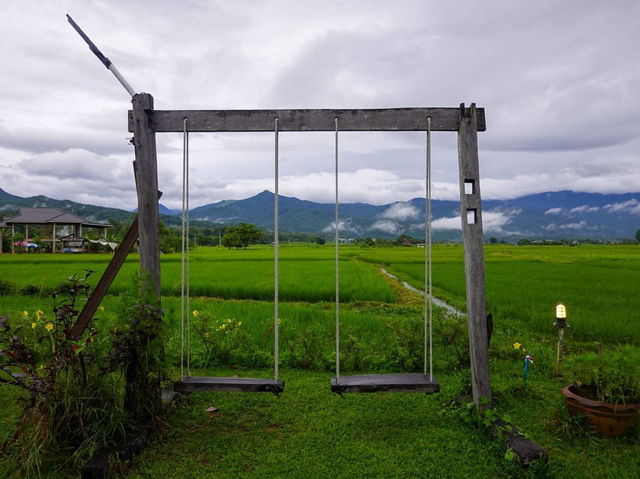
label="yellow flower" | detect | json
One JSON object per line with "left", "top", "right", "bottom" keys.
{"left": 226, "top": 318, "right": 232, "bottom": 323}
{"left": 98, "top": 306, "right": 105, "bottom": 312}
{"left": 31, "top": 322, "right": 37, "bottom": 329}
{"left": 35, "top": 310, "right": 43, "bottom": 320}
{"left": 277, "top": 318, "right": 282, "bottom": 325}
{"left": 513, "top": 342, "right": 521, "bottom": 350}
{"left": 192, "top": 310, "right": 199, "bottom": 317}
{"left": 219, "top": 324, "right": 226, "bottom": 330}
{"left": 22, "top": 311, "right": 29, "bottom": 317}
{"left": 237, "top": 321, "right": 242, "bottom": 327}
{"left": 45, "top": 322, "right": 54, "bottom": 331}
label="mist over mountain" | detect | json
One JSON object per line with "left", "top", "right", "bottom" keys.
{"left": 1, "top": 187, "right": 639, "bottom": 241}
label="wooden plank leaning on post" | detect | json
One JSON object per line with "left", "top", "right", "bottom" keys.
{"left": 131, "top": 93, "right": 161, "bottom": 300}
{"left": 457, "top": 103, "right": 492, "bottom": 409}
{"left": 67, "top": 216, "right": 139, "bottom": 340}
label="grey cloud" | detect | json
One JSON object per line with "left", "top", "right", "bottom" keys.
{"left": 2, "top": 1, "right": 640, "bottom": 210}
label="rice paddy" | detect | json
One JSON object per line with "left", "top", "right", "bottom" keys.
{"left": 1, "top": 243, "right": 639, "bottom": 478}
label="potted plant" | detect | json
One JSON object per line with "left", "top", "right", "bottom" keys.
{"left": 562, "top": 346, "right": 640, "bottom": 437}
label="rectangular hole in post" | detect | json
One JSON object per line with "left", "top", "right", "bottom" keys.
{"left": 467, "top": 209, "right": 477, "bottom": 225}
{"left": 464, "top": 179, "right": 475, "bottom": 195}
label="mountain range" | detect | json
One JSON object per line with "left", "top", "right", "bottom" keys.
{"left": 1, "top": 187, "right": 639, "bottom": 241}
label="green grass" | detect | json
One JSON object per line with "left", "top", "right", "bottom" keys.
{"left": 125, "top": 369, "right": 516, "bottom": 478}
{"left": 1, "top": 244, "right": 639, "bottom": 477}
{"left": 355, "top": 244, "right": 640, "bottom": 343}
{"left": 0, "top": 246, "right": 395, "bottom": 303}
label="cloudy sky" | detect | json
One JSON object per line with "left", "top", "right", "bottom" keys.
{"left": 1, "top": 1, "right": 639, "bottom": 211}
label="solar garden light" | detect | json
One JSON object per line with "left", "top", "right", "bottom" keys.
{"left": 554, "top": 302, "right": 568, "bottom": 375}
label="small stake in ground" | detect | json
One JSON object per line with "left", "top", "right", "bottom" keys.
{"left": 554, "top": 302, "right": 568, "bottom": 375}
{"left": 523, "top": 354, "right": 533, "bottom": 388}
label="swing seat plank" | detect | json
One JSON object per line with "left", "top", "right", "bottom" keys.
{"left": 331, "top": 373, "right": 439, "bottom": 394}
{"left": 174, "top": 376, "right": 284, "bottom": 394}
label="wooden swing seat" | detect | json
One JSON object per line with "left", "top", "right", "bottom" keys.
{"left": 174, "top": 376, "right": 284, "bottom": 394}
{"left": 331, "top": 373, "right": 439, "bottom": 394}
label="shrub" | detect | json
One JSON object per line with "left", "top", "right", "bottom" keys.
{"left": 0, "top": 279, "right": 15, "bottom": 295}
{"left": 0, "top": 273, "right": 126, "bottom": 476}
{"left": 19, "top": 284, "right": 41, "bottom": 296}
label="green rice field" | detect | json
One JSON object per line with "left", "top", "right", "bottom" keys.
{"left": 0, "top": 243, "right": 639, "bottom": 478}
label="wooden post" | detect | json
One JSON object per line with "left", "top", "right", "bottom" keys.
{"left": 556, "top": 327, "right": 565, "bottom": 375}
{"left": 131, "top": 93, "right": 161, "bottom": 300}
{"left": 52, "top": 224, "right": 56, "bottom": 253}
{"left": 457, "top": 103, "right": 492, "bottom": 409}
{"left": 11, "top": 225, "right": 14, "bottom": 254}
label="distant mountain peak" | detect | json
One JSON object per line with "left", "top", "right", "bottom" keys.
{"left": 2, "top": 186, "right": 639, "bottom": 240}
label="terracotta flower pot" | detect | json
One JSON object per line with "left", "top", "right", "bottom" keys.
{"left": 562, "top": 384, "right": 639, "bottom": 437}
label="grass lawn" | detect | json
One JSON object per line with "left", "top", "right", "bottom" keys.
{"left": 126, "top": 369, "right": 517, "bottom": 479}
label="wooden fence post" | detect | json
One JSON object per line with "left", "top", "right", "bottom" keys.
{"left": 131, "top": 93, "right": 161, "bottom": 300}
{"left": 458, "top": 103, "right": 492, "bottom": 408}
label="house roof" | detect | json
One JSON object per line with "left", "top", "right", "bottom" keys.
{"left": 0, "top": 208, "right": 111, "bottom": 228}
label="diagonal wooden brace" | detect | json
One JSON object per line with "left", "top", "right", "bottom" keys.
{"left": 67, "top": 216, "right": 139, "bottom": 340}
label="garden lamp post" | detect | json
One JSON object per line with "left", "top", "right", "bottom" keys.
{"left": 555, "top": 302, "right": 568, "bottom": 375}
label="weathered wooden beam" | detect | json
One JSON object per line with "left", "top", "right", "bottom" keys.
{"left": 489, "top": 418, "right": 547, "bottom": 466}
{"left": 127, "top": 107, "right": 486, "bottom": 133}
{"left": 131, "top": 93, "right": 161, "bottom": 299}
{"left": 457, "top": 103, "right": 492, "bottom": 409}
{"left": 68, "top": 217, "right": 138, "bottom": 341}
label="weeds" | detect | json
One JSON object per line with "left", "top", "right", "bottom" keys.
{"left": 0, "top": 273, "right": 125, "bottom": 476}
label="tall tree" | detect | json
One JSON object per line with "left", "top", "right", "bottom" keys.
{"left": 222, "top": 223, "right": 263, "bottom": 249}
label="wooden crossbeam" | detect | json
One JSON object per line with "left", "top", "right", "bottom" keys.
{"left": 127, "top": 107, "right": 486, "bottom": 133}
{"left": 67, "top": 216, "right": 138, "bottom": 340}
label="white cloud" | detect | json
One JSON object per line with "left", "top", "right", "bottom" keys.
{"left": 483, "top": 209, "right": 521, "bottom": 232}
{"left": 560, "top": 221, "right": 589, "bottom": 230}
{"left": 431, "top": 208, "right": 520, "bottom": 232}
{"left": 570, "top": 205, "right": 599, "bottom": 213}
{"left": 544, "top": 207, "right": 563, "bottom": 215}
{"left": 322, "top": 218, "right": 360, "bottom": 234}
{"left": 432, "top": 216, "right": 461, "bottom": 230}
{"left": 369, "top": 220, "right": 399, "bottom": 234}
{"left": 604, "top": 199, "right": 639, "bottom": 212}
{"left": 380, "top": 202, "right": 419, "bottom": 220}
{"left": 544, "top": 220, "right": 595, "bottom": 231}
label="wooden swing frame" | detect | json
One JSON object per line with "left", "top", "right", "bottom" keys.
{"left": 69, "top": 96, "right": 491, "bottom": 407}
